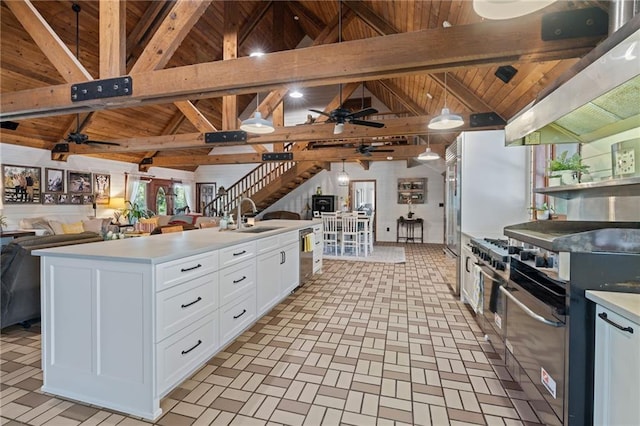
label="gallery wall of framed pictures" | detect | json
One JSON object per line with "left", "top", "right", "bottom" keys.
{"left": 2, "top": 163, "right": 110, "bottom": 206}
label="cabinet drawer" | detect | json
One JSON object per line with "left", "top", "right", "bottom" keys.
{"left": 156, "top": 251, "right": 218, "bottom": 291}
{"left": 157, "top": 311, "right": 218, "bottom": 396}
{"left": 279, "top": 230, "right": 299, "bottom": 246}
{"left": 219, "top": 259, "right": 256, "bottom": 307}
{"left": 220, "top": 293, "right": 256, "bottom": 346}
{"left": 219, "top": 241, "right": 256, "bottom": 268}
{"left": 156, "top": 273, "right": 218, "bottom": 341}
{"left": 257, "top": 235, "right": 279, "bottom": 254}
{"left": 313, "top": 255, "right": 323, "bottom": 273}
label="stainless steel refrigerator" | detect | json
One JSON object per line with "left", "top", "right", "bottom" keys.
{"left": 445, "top": 130, "right": 529, "bottom": 295}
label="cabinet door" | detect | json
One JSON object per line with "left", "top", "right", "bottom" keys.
{"left": 593, "top": 305, "right": 640, "bottom": 426}
{"left": 280, "top": 242, "right": 299, "bottom": 296}
{"left": 256, "top": 250, "right": 281, "bottom": 316}
{"left": 460, "top": 245, "right": 476, "bottom": 304}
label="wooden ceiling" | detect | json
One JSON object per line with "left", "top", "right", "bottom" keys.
{"left": 0, "top": 0, "right": 609, "bottom": 170}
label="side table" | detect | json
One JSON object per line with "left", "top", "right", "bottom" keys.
{"left": 1, "top": 230, "right": 37, "bottom": 247}
{"left": 396, "top": 218, "right": 424, "bottom": 243}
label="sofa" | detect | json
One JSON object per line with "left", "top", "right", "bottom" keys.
{"left": 1, "top": 232, "right": 103, "bottom": 329}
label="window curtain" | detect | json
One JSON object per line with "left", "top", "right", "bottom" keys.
{"left": 182, "top": 182, "right": 193, "bottom": 211}
{"left": 125, "top": 173, "right": 141, "bottom": 205}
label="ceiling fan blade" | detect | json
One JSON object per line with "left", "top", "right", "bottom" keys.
{"left": 350, "top": 119, "right": 385, "bottom": 128}
{"left": 86, "top": 140, "right": 121, "bottom": 146}
{"left": 348, "top": 107, "right": 378, "bottom": 119}
{"left": 309, "top": 109, "right": 333, "bottom": 118}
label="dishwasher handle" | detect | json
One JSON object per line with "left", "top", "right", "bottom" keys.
{"left": 499, "top": 286, "right": 564, "bottom": 328}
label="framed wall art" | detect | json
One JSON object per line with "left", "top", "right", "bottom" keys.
{"left": 45, "top": 167, "right": 65, "bottom": 193}
{"left": 68, "top": 171, "right": 92, "bottom": 194}
{"left": 43, "top": 193, "right": 56, "bottom": 204}
{"left": 82, "top": 194, "right": 94, "bottom": 205}
{"left": 1, "top": 164, "right": 41, "bottom": 204}
{"left": 93, "top": 173, "right": 110, "bottom": 204}
{"left": 70, "top": 194, "right": 83, "bottom": 204}
{"left": 57, "top": 194, "right": 68, "bottom": 204}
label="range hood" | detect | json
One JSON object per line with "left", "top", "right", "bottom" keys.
{"left": 505, "top": 16, "right": 640, "bottom": 146}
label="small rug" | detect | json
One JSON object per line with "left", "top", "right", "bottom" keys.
{"left": 323, "top": 246, "right": 406, "bottom": 264}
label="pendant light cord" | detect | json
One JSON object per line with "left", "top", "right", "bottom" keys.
{"left": 338, "top": 0, "right": 342, "bottom": 106}
{"left": 444, "top": 72, "right": 448, "bottom": 109}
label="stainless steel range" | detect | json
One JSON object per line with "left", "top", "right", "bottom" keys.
{"left": 503, "top": 221, "right": 640, "bottom": 426}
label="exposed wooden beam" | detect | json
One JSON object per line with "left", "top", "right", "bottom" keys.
{"left": 378, "top": 80, "right": 424, "bottom": 116}
{"left": 356, "top": 159, "right": 370, "bottom": 170}
{"left": 140, "top": 144, "right": 429, "bottom": 167}
{"left": 129, "top": 0, "right": 212, "bottom": 74}
{"left": 173, "top": 101, "right": 216, "bottom": 132}
{"left": 343, "top": 0, "right": 399, "bottom": 36}
{"left": 2, "top": 16, "right": 602, "bottom": 120}
{"left": 222, "top": 2, "right": 239, "bottom": 132}
{"left": 126, "top": 1, "right": 176, "bottom": 71}
{"left": 287, "top": 1, "right": 326, "bottom": 40}
{"left": 52, "top": 114, "right": 500, "bottom": 155}
{"left": 4, "top": 0, "right": 93, "bottom": 83}
{"left": 430, "top": 73, "right": 501, "bottom": 116}
{"left": 99, "top": 0, "right": 126, "bottom": 78}
{"left": 239, "top": 1, "right": 272, "bottom": 46}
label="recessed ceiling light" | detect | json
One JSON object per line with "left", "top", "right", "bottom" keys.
{"left": 289, "top": 90, "right": 303, "bottom": 98}
{"left": 293, "top": 15, "right": 299, "bottom": 21}
{"left": 442, "top": 21, "right": 452, "bottom": 27}
{"left": 387, "top": 156, "right": 393, "bottom": 160}
{"left": 426, "top": 93, "right": 433, "bottom": 99}
{"left": 249, "top": 51, "right": 265, "bottom": 57}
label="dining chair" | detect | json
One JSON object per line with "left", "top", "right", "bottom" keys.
{"left": 357, "top": 213, "right": 372, "bottom": 257}
{"left": 199, "top": 221, "right": 218, "bottom": 229}
{"left": 341, "top": 214, "right": 359, "bottom": 256}
{"left": 321, "top": 212, "right": 339, "bottom": 256}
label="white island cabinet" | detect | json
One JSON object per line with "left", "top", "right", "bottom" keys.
{"left": 586, "top": 291, "right": 640, "bottom": 426}
{"left": 34, "top": 220, "right": 319, "bottom": 421}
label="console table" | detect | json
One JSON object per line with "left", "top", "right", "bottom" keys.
{"left": 0, "top": 230, "right": 36, "bottom": 246}
{"left": 397, "top": 217, "right": 423, "bottom": 243}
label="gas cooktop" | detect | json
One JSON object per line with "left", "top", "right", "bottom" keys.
{"left": 469, "top": 237, "right": 515, "bottom": 270}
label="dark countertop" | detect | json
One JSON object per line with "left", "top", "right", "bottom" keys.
{"left": 504, "top": 221, "right": 640, "bottom": 253}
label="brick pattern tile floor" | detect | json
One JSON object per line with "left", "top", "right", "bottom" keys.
{"left": 1, "top": 243, "right": 545, "bottom": 425}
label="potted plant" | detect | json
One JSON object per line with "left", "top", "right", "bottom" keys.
{"left": 0, "top": 214, "right": 7, "bottom": 231}
{"left": 122, "top": 201, "right": 154, "bottom": 224}
{"left": 530, "top": 202, "right": 554, "bottom": 220}
{"left": 547, "top": 151, "right": 590, "bottom": 185}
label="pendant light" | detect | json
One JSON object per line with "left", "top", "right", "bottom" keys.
{"left": 240, "top": 93, "right": 275, "bottom": 134}
{"left": 337, "top": 159, "right": 349, "bottom": 186}
{"left": 418, "top": 134, "right": 440, "bottom": 161}
{"left": 333, "top": 1, "right": 345, "bottom": 136}
{"left": 428, "top": 72, "right": 464, "bottom": 130}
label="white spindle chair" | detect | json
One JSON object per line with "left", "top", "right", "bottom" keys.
{"left": 321, "top": 212, "right": 339, "bottom": 256}
{"left": 341, "top": 213, "right": 360, "bottom": 256}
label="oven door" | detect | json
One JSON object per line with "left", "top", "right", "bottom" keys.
{"left": 503, "top": 281, "right": 566, "bottom": 426}
{"left": 479, "top": 265, "right": 506, "bottom": 358}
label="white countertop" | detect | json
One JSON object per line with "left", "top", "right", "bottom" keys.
{"left": 33, "top": 220, "right": 320, "bottom": 265}
{"left": 586, "top": 290, "right": 640, "bottom": 325}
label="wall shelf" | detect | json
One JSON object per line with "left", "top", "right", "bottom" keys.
{"left": 397, "top": 178, "right": 426, "bottom": 204}
{"left": 535, "top": 176, "right": 640, "bottom": 199}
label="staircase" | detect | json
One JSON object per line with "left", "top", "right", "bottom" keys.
{"left": 203, "top": 144, "right": 329, "bottom": 217}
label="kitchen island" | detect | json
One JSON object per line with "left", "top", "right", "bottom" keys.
{"left": 34, "top": 220, "right": 320, "bottom": 420}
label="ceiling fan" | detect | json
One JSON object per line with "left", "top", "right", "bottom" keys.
{"left": 355, "top": 143, "right": 394, "bottom": 156}
{"left": 309, "top": 1, "right": 384, "bottom": 134}
{"left": 63, "top": 4, "right": 119, "bottom": 147}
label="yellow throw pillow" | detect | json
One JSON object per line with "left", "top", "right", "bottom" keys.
{"left": 61, "top": 221, "right": 85, "bottom": 234}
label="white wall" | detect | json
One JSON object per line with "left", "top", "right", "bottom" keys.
{"left": 261, "top": 159, "right": 446, "bottom": 243}
{"left": 0, "top": 143, "right": 195, "bottom": 229}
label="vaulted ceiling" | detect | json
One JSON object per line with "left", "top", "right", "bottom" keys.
{"left": 0, "top": 0, "right": 609, "bottom": 170}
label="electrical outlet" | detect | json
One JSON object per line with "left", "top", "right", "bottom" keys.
{"left": 386, "top": 227, "right": 390, "bottom": 232}
{"left": 439, "top": 202, "right": 444, "bottom": 207}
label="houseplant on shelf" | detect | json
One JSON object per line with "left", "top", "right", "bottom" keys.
{"left": 547, "top": 151, "right": 590, "bottom": 185}
{"left": 529, "top": 202, "right": 554, "bottom": 220}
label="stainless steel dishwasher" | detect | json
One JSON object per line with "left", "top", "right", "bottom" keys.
{"left": 299, "top": 228, "right": 313, "bottom": 286}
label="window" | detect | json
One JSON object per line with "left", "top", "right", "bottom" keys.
{"left": 173, "top": 185, "right": 188, "bottom": 213}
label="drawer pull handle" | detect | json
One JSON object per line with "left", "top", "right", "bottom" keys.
{"left": 181, "top": 264, "right": 202, "bottom": 272}
{"left": 181, "top": 296, "right": 202, "bottom": 309}
{"left": 233, "top": 309, "right": 247, "bottom": 319}
{"left": 315, "top": 241, "right": 320, "bottom": 245}
{"left": 181, "top": 339, "right": 202, "bottom": 355}
{"left": 233, "top": 250, "right": 247, "bottom": 256}
{"left": 315, "top": 259, "right": 320, "bottom": 263}
{"left": 233, "top": 276, "right": 247, "bottom": 284}
{"left": 598, "top": 312, "right": 634, "bottom": 334}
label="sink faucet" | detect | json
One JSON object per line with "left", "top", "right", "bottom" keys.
{"left": 237, "top": 196, "right": 258, "bottom": 229}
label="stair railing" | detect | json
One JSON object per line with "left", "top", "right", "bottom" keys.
{"left": 203, "top": 143, "right": 296, "bottom": 216}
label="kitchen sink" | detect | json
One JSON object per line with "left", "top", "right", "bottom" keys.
{"left": 235, "top": 226, "right": 283, "bottom": 234}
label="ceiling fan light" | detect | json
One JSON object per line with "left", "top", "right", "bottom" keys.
{"left": 333, "top": 122, "right": 345, "bottom": 135}
{"left": 289, "top": 90, "right": 303, "bottom": 98}
{"left": 240, "top": 112, "right": 275, "bottom": 134}
{"left": 418, "top": 147, "right": 441, "bottom": 161}
{"left": 473, "top": 0, "right": 557, "bottom": 20}
{"left": 428, "top": 108, "right": 464, "bottom": 130}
